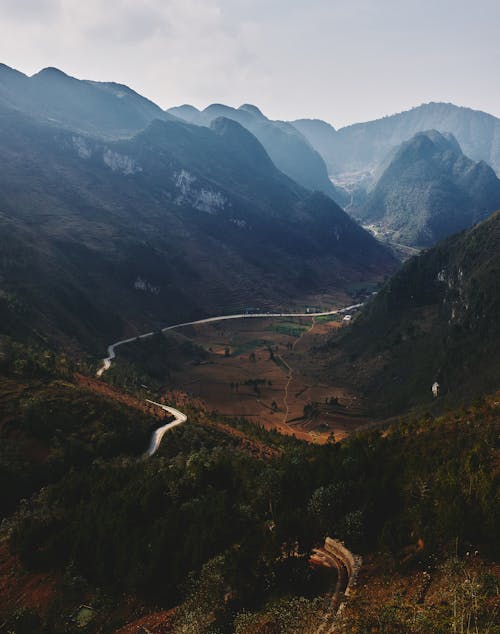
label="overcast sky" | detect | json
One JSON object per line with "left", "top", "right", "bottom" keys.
{"left": 1, "top": 0, "right": 499, "bottom": 127}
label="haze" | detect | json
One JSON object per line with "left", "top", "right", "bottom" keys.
{"left": 1, "top": 0, "right": 499, "bottom": 127}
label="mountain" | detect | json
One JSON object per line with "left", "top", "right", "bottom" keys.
{"left": 0, "top": 63, "right": 173, "bottom": 138}
{"left": 292, "top": 102, "right": 500, "bottom": 181}
{"left": 0, "top": 101, "right": 395, "bottom": 353}
{"left": 288, "top": 117, "right": 339, "bottom": 172}
{"left": 167, "top": 102, "right": 347, "bottom": 205}
{"left": 353, "top": 130, "right": 500, "bottom": 247}
{"left": 324, "top": 210, "right": 500, "bottom": 414}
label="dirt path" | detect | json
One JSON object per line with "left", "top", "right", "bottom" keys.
{"left": 277, "top": 317, "right": 317, "bottom": 438}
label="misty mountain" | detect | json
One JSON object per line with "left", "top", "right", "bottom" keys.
{"left": 325, "top": 210, "right": 500, "bottom": 414}
{"left": 354, "top": 130, "right": 500, "bottom": 247}
{"left": 0, "top": 63, "right": 173, "bottom": 138}
{"left": 290, "top": 117, "right": 340, "bottom": 174}
{"left": 292, "top": 102, "right": 500, "bottom": 182}
{"left": 168, "top": 102, "right": 346, "bottom": 205}
{"left": 0, "top": 101, "right": 395, "bottom": 352}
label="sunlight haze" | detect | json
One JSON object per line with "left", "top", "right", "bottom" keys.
{"left": 1, "top": 0, "right": 499, "bottom": 127}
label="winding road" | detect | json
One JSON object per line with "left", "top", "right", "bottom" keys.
{"left": 144, "top": 399, "right": 187, "bottom": 456}
{"left": 96, "top": 304, "right": 363, "bottom": 377}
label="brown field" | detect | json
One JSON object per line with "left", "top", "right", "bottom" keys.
{"left": 164, "top": 315, "right": 372, "bottom": 443}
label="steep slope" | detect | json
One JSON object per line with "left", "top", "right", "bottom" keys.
{"left": 0, "top": 63, "right": 173, "bottom": 138}
{"left": 355, "top": 130, "right": 500, "bottom": 247}
{"left": 167, "top": 102, "right": 346, "bottom": 205}
{"left": 0, "top": 103, "right": 395, "bottom": 353}
{"left": 324, "top": 211, "right": 500, "bottom": 414}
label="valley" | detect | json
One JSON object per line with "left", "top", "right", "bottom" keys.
{"left": 105, "top": 312, "right": 370, "bottom": 444}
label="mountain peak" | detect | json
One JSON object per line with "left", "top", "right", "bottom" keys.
{"left": 293, "top": 117, "right": 336, "bottom": 133}
{"left": 238, "top": 103, "right": 266, "bottom": 118}
{"left": 402, "top": 129, "right": 461, "bottom": 156}
{"left": 33, "top": 66, "right": 69, "bottom": 77}
{"left": 173, "top": 104, "right": 200, "bottom": 113}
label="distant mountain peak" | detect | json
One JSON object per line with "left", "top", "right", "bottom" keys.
{"left": 204, "top": 103, "right": 231, "bottom": 112}
{"left": 238, "top": 104, "right": 266, "bottom": 118}
{"left": 174, "top": 104, "right": 200, "bottom": 113}
{"left": 32, "top": 66, "right": 71, "bottom": 79}
{"left": 400, "top": 129, "right": 462, "bottom": 156}
{"left": 293, "top": 117, "right": 336, "bottom": 133}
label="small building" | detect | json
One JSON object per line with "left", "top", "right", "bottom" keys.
{"left": 342, "top": 314, "right": 352, "bottom": 323}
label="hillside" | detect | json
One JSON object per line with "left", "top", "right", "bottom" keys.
{"left": 0, "top": 102, "right": 395, "bottom": 354}
{"left": 324, "top": 211, "right": 500, "bottom": 414}
{"left": 168, "top": 102, "right": 347, "bottom": 205}
{"left": 355, "top": 130, "right": 500, "bottom": 247}
{"left": 292, "top": 102, "right": 500, "bottom": 182}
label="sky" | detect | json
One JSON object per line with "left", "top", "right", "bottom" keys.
{"left": 1, "top": 0, "right": 499, "bottom": 128}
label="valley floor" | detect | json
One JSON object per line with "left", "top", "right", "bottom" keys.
{"left": 110, "top": 314, "right": 373, "bottom": 444}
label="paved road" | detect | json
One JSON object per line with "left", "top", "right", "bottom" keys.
{"left": 144, "top": 399, "right": 187, "bottom": 456}
{"left": 96, "top": 303, "right": 364, "bottom": 377}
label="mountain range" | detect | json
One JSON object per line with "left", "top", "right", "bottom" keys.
{"left": 292, "top": 102, "right": 500, "bottom": 181}
{"left": 0, "top": 66, "right": 395, "bottom": 353}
